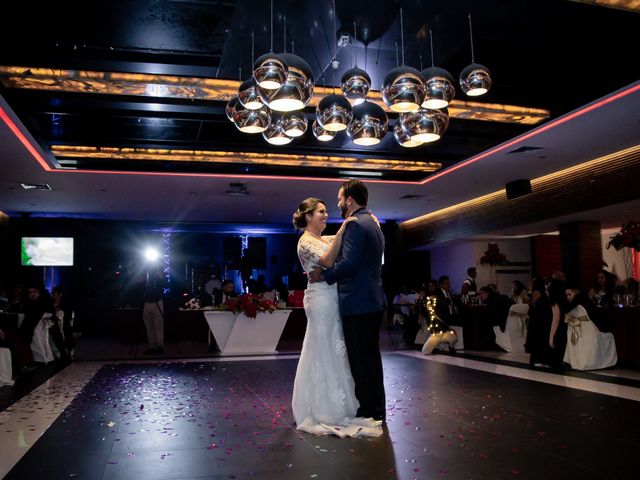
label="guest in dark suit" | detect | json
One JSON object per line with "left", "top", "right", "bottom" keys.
{"left": 310, "top": 179, "right": 386, "bottom": 421}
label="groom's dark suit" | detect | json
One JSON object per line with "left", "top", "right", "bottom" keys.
{"left": 322, "top": 207, "right": 386, "bottom": 420}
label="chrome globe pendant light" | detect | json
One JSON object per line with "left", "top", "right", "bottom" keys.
{"left": 394, "top": 119, "right": 423, "bottom": 148}
{"left": 347, "top": 101, "right": 388, "bottom": 146}
{"left": 382, "top": 8, "right": 426, "bottom": 113}
{"left": 233, "top": 104, "right": 271, "bottom": 133}
{"left": 262, "top": 115, "right": 293, "bottom": 145}
{"left": 225, "top": 96, "right": 239, "bottom": 122}
{"left": 341, "top": 21, "right": 371, "bottom": 105}
{"left": 238, "top": 33, "right": 265, "bottom": 110}
{"left": 312, "top": 120, "right": 337, "bottom": 142}
{"left": 316, "top": 5, "right": 352, "bottom": 131}
{"left": 265, "top": 51, "right": 314, "bottom": 112}
{"left": 261, "top": 18, "right": 314, "bottom": 113}
{"left": 282, "top": 112, "right": 308, "bottom": 137}
{"left": 460, "top": 14, "right": 491, "bottom": 97}
{"left": 316, "top": 93, "right": 352, "bottom": 131}
{"left": 403, "top": 107, "right": 449, "bottom": 143}
{"left": 253, "top": 0, "right": 288, "bottom": 90}
{"left": 421, "top": 30, "right": 455, "bottom": 109}
{"left": 233, "top": 67, "right": 270, "bottom": 133}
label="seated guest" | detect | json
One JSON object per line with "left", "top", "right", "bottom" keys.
{"left": 588, "top": 270, "right": 615, "bottom": 306}
{"left": 272, "top": 275, "right": 290, "bottom": 305}
{"left": 478, "top": 286, "right": 513, "bottom": 333}
{"left": 8, "top": 286, "right": 25, "bottom": 313}
{"left": 563, "top": 287, "right": 617, "bottom": 370}
{"left": 251, "top": 274, "right": 270, "bottom": 295}
{"left": 214, "top": 280, "right": 237, "bottom": 306}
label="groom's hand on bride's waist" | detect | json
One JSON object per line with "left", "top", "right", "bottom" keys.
{"left": 309, "top": 267, "right": 324, "bottom": 283}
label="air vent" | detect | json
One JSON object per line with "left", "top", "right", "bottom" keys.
{"left": 20, "top": 183, "right": 51, "bottom": 191}
{"left": 226, "top": 182, "right": 249, "bottom": 197}
{"left": 507, "top": 146, "right": 544, "bottom": 154}
{"left": 400, "top": 194, "right": 424, "bottom": 200}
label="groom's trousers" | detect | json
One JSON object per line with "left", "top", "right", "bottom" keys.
{"left": 341, "top": 311, "right": 386, "bottom": 421}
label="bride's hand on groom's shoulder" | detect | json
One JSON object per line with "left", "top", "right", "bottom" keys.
{"left": 368, "top": 211, "right": 381, "bottom": 227}
{"left": 337, "top": 216, "right": 358, "bottom": 236}
{"left": 308, "top": 267, "right": 324, "bottom": 283}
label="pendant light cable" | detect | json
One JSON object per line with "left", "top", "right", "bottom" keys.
{"left": 468, "top": 14, "right": 475, "bottom": 63}
{"left": 400, "top": 7, "right": 405, "bottom": 66}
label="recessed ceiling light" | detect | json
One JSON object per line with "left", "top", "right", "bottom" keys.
{"left": 20, "top": 183, "right": 51, "bottom": 190}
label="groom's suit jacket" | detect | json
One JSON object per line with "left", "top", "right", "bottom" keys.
{"left": 322, "top": 207, "right": 386, "bottom": 316}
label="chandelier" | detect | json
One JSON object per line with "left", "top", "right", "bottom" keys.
{"left": 225, "top": 3, "right": 490, "bottom": 149}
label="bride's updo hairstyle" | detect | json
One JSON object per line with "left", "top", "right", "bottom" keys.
{"left": 293, "top": 197, "right": 325, "bottom": 231}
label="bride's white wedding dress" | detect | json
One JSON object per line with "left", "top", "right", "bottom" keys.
{"left": 292, "top": 233, "right": 382, "bottom": 437}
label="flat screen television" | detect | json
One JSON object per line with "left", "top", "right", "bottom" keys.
{"left": 21, "top": 237, "right": 74, "bottom": 266}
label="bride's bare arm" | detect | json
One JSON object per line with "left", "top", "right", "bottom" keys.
{"left": 317, "top": 218, "right": 356, "bottom": 268}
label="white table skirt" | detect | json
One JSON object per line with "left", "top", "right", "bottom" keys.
{"left": 204, "top": 309, "right": 291, "bottom": 355}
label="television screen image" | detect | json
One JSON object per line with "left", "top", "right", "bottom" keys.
{"left": 21, "top": 237, "right": 74, "bottom": 266}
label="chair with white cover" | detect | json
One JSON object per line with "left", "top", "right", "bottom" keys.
{"left": 0, "top": 347, "right": 14, "bottom": 386}
{"left": 30, "top": 313, "right": 55, "bottom": 364}
{"left": 494, "top": 303, "right": 529, "bottom": 353}
{"left": 261, "top": 291, "right": 276, "bottom": 302}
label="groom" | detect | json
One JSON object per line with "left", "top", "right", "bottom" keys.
{"left": 310, "top": 179, "right": 386, "bottom": 421}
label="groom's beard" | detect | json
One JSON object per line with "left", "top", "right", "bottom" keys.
{"left": 340, "top": 205, "right": 349, "bottom": 219}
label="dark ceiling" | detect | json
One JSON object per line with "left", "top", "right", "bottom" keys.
{"left": 0, "top": 0, "right": 639, "bottom": 182}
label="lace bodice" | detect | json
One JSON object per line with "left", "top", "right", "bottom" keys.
{"left": 297, "top": 233, "right": 331, "bottom": 274}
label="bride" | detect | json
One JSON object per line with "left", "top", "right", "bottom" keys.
{"left": 291, "top": 197, "right": 382, "bottom": 437}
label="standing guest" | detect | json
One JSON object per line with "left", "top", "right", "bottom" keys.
{"left": 51, "top": 286, "right": 74, "bottom": 360}
{"left": 20, "top": 286, "right": 52, "bottom": 346}
{"left": 425, "top": 279, "right": 438, "bottom": 297}
{"left": 510, "top": 280, "right": 529, "bottom": 304}
{"left": 435, "top": 276, "right": 457, "bottom": 325}
{"left": 461, "top": 267, "right": 478, "bottom": 295}
{"left": 142, "top": 268, "right": 166, "bottom": 355}
{"left": 525, "top": 277, "right": 555, "bottom": 368}
{"left": 548, "top": 278, "right": 569, "bottom": 369}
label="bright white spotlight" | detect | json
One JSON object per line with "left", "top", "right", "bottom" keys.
{"left": 144, "top": 247, "right": 160, "bottom": 262}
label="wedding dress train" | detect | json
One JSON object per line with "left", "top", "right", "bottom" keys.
{"left": 292, "top": 234, "right": 382, "bottom": 437}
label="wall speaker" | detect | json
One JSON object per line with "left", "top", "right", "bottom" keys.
{"left": 505, "top": 179, "right": 532, "bottom": 199}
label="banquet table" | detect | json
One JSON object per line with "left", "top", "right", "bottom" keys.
{"left": 594, "top": 306, "right": 640, "bottom": 366}
{"left": 459, "top": 305, "right": 495, "bottom": 350}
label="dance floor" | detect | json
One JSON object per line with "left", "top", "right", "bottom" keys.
{"left": 1, "top": 353, "right": 639, "bottom": 479}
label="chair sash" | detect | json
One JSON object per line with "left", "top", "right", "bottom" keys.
{"left": 565, "top": 313, "right": 589, "bottom": 345}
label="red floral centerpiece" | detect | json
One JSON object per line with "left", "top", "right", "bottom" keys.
{"left": 607, "top": 220, "right": 640, "bottom": 251}
{"left": 218, "top": 293, "right": 278, "bottom": 319}
{"left": 478, "top": 243, "right": 508, "bottom": 266}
